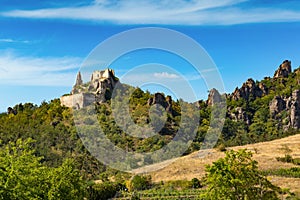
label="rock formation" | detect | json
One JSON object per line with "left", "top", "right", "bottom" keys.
{"left": 207, "top": 88, "right": 222, "bottom": 106}
{"left": 231, "top": 78, "right": 268, "bottom": 101}
{"left": 148, "top": 93, "right": 173, "bottom": 114}
{"left": 229, "top": 107, "right": 251, "bottom": 125}
{"left": 290, "top": 90, "right": 300, "bottom": 129}
{"left": 274, "top": 60, "right": 291, "bottom": 78}
{"left": 227, "top": 60, "right": 300, "bottom": 130}
{"left": 268, "top": 90, "right": 300, "bottom": 129}
{"left": 269, "top": 96, "right": 286, "bottom": 118}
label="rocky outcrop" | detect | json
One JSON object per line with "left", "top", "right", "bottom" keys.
{"left": 232, "top": 78, "right": 267, "bottom": 101}
{"left": 207, "top": 88, "right": 222, "bottom": 106}
{"left": 229, "top": 107, "right": 251, "bottom": 125}
{"left": 268, "top": 90, "right": 300, "bottom": 129}
{"left": 148, "top": 93, "right": 173, "bottom": 114}
{"left": 274, "top": 60, "right": 291, "bottom": 78}
{"left": 290, "top": 90, "right": 300, "bottom": 129}
{"left": 270, "top": 96, "right": 286, "bottom": 118}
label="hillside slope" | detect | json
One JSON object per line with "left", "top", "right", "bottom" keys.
{"left": 140, "top": 134, "right": 300, "bottom": 193}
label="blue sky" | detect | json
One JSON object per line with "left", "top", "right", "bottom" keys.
{"left": 1, "top": 0, "right": 300, "bottom": 112}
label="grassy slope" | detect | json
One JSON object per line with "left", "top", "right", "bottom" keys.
{"left": 134, "top": 134, "right": 300, "bottom": 194}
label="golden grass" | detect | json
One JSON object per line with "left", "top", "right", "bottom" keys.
{"left": 134, "top": 134, "right": 300, "bottom": 193}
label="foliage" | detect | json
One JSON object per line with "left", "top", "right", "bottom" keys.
{"left": 202, "top": 149, "right": 281, "bottom": 200}
{"left": 263, "top": 167, "right": 300, "bottom": 178}
{"left": 276, "top": 155, "right": 300, "bottom": 165}
{"left": 87, "top": 182, "right": 123, "bottom": 200}
{"left": 117, "top": 188, "right": 204, "bottom": 199}
{"left": 126, "top": 175, "right": 152, "bottom": 191}
{"left": 0, "top": 99, "right": 105, "bottom": 180}
{"left": 0, "top": 138, "right": 86, "bottom": 200}
{"left": 191, "top": 178, "right": 202, "bottom": 189}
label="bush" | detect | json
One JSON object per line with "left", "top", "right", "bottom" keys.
{"left": 263, "top": 167, "right": 300, "bottom": 178}
{"left": 126, "top": 175, "right": 151, "bottom": 191}
{"left": 217, "top": 143, "right": 226, "bottom": 152}
{"left": 276, "top": 154, "right": 300, "bottom": 165}
{"left": 162, "top": 179, "right": 192, "bottom": 190}
{"left": 87, "top": 182, "right": 123, "bottom": 200}
{"left": 191, "top": 178, "right": 202, "bottom": 188}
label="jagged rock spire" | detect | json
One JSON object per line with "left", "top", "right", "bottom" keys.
{"left": 75, "top": 71, "right": 83, "bottom": 86}
{"left": 274, "top": 60, "right": 291, "bottom": 78}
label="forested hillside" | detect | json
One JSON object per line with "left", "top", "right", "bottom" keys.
{"left": 1, "top": 60, "right": 300, "bottom": 199}
{"left": 2, "top": 60, "right": 300, "bottom": 170}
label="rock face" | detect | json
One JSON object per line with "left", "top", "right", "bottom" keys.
{"left": 229, "top": 107, "right": 251, "bottom": 125}
{"left": 148, "top": 93, "right": 173, "bottom": 114}
{"left": 232, "top": 78, "right": 268, "bottom": 101}
{"left": 274, "top": 60, "right": 291, "bottom": 78}
{"left": 61, "top": 69, "right": 118, "bottom": 109}
{"left": 227, "top": 60, "right": 299, "bottom": 130}
{"left": 290, "top": 90, "right": 300, "bottom": 129}
{"left": 207, "top": 88, "right": 222, "bottom": 106}
{"left": 270, "top": 96, "right": 286, "bottom": 118}
{"left": 268, "top": 90, "right": 300, "bottom": 129}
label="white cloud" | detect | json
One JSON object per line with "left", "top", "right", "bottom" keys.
{"left": 153, "top": 72, "right": 179, "bottom": 79}
{"left": 0, "top": 51, "right": 81, "bottom": 86}
{"left": 2, "top": 0, "right": 300, "bottom": 25}
{"left": 0, "top": 38, "right": 30, "bottom": 43}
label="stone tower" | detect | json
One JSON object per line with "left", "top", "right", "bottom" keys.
{"left": 75, "top": 71, "right": 83, "bottom": 86}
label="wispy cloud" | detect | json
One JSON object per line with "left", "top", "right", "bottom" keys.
{"left": 2, "top": 0, "right": 300, "bottom": 25}
{"left": 0, "top": 38, "right": 30, "bottom": 44}
{"left": 0, "top": 51, "right": 81, "bottom": 86}
{"left": 154, "top": 72, "right": 179, "bottom": 79}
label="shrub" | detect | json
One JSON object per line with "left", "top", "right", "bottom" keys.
{"left": 217, "top": 143, "right": 226, "bottom": 152}
{"left": 191, "top": 178, "right": 202, "bottom": 188}
{"left": 87, "top": 182, "right": 123, "bottom": 200}
{"left": 126, "top": 175, "right": 151, "bottom": 191}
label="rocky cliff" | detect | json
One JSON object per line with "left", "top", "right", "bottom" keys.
{"left": 269, "top": 90, "right": 300, "bottom": 130}
{"left": 231, "top": 78, "right": 268, "bottom": 101}
{"left": 224, "top": 60, "right": 300, "bottom": 130}
{"left": 148, "top": 93, "right": 173, "bottom": 114}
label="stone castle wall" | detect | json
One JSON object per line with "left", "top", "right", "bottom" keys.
{"left": 60, "top": 93, "right": 94, "bottom": 109}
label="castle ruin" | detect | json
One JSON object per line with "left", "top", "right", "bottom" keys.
{"left": 60, "top": 69, "right": 118, "bottom": 109}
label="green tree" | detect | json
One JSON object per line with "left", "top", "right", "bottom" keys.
{"left": 202, "top": 149, "right": 280, "bottom": 200}
{"left": 47, "top": 159, "right": 86, "bottom": 200}
{"left": 0, "top": 138, "right": 86, "bottom": 200}
{"left": 0, "top": 138, "right": 47, "bottom": 199}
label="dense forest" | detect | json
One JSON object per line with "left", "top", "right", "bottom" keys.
{"left": 1, "top": 60, "right": 300, "bottom": 199}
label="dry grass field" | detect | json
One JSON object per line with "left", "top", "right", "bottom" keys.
{"left": 134, "top": 134, "right": 300, "bottom": 194}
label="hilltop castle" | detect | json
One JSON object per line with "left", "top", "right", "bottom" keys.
{"left": 60, "top": 69, "right": 118, "bottom": 109}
